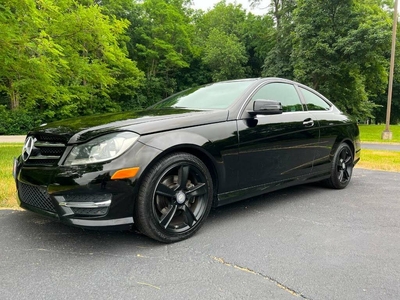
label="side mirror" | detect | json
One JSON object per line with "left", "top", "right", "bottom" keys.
{"left": 250, "top": 99, "right": 283, "bottom": 116}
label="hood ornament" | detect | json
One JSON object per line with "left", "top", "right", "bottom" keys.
{"left": 22, "top": 136, "right": 36, "bottom": 162}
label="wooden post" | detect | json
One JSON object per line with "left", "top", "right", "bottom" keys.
{"left": 382, "top": 0, "right": 398, "bottom": 140}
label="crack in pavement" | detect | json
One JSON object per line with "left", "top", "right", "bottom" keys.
{"left": 211, "top": 256, "right": 312, "bottom": 299}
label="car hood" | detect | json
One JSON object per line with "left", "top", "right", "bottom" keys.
{"left": 32, "top": 108, "right": 229, "bottom": 143}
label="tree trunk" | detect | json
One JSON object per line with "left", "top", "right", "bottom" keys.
{"left": 8, "top": 80, "right": 19, "bottom": 111}
{"left": 273, "top": 0, "right": 281, "bottom": 28}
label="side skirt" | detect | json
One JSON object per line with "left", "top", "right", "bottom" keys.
{"left": 216, "top": 171, "right": 331, "bottom": 207}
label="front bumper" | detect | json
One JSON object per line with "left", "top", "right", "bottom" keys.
{"left": 14, "top": 141, "right": 162, "bottom": 230}
{"left": 16, "top": 166, "right": 137, "bottom": 230}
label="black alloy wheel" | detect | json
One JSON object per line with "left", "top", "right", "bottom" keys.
{"left": 326, "top": 143, "right": 354, "bottom": 189}
{"left": 135, "top": 153, "right": 213, "bottom": 243}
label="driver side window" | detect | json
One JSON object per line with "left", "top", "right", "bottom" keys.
{"left": 248, "top": 83, "right": 304, "bottom": 112}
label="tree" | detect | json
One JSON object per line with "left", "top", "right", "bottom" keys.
{"left": 45, "top": 2, "right": 143, "bottom": 118}
{"left": 127, "top": 0, "right": 194, "bottom": 105}
{"left": 0, "top": 0, "right": 61, "bottom": 111}
{"left": 291, "top": 0, "right": 392, "bottom": 119}
{"left": 261, "top": 0, "right": 297, "bottom": 78}
{"left": 0, "top": 0, "right": 143, "bottom": 120}
{"left": 196, "top": 0, "right": 248, "bottom": 40}
{"left": 202, "top": 28, "right": 248, "bottom": 81}
{"left": 196, "top": 1, "right": 274, "bottom": 79}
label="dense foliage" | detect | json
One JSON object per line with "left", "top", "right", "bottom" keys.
{"left": 0, "top": 0, "right": 398, "bottom": 134}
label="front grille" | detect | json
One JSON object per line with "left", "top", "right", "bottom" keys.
{"left": 24, "top": 134, "right": 67, "bottom": 166}
{"left": 25, "top": 159, "right": 60, "bottom": 165}
{"left": 39, "top": 147, "right": 65, "bottom": 156}
{"left": 18, "top": 182, "right": 56, "bottom": 213}
{"left": 35, "top": 134, "right": 67, "bottom": 143}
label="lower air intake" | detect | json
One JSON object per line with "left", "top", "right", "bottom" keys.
{"left": 18, "top": 182, "right": 56, "bottom": 213}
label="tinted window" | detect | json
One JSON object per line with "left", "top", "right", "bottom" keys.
{"left": 300, "top": 87, "right": 331, "bottom": 111}
{"left": 151, "top": 80, "right": 256, "bottom": 110}
{"left": 250, "top": 83, "right": 303, "bottom": 112}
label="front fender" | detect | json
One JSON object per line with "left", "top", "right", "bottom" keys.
{"left": 138, "top": 122, "right": 240, "bottom": 194}
{"left": 140, "top": 131, "right": 223, "bottom": 182}
{"left": 141, "top": 131, "right": 211, "bottom": 151}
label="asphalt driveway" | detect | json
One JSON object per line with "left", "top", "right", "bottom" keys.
{"left": 1, "top": 168, "right": 399, "bottom": 299}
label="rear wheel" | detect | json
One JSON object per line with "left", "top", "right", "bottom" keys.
{"left": 134, "top": 153, "right": 213, "bottom": 243}
{"left": 325, "top": 143, "right": 354, "bottom": 189}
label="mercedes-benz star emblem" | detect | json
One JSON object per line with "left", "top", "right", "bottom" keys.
{"left": 176, "top": 191, "right": 186, "bottom": 205}
{"left": 22, "top": 136, "right": 35, "bottom": 162}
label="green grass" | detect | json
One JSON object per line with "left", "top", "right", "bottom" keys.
{"left": 356, "top": 149, "right": 400, "bottom": 172}
{"left": 0, "top": 143, "right": 22, "bottom": 208}
{"left": 359, "top": 124, "right": 400, "bottom": 143}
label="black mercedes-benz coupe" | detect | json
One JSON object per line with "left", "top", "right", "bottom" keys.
{"left": 14, "top": 78, "right": 360, "bottom": 242}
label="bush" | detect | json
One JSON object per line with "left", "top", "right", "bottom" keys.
{"left": 0, "top": 106, "right": 43, "bottom": 135}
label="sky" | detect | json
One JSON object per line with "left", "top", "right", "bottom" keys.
{"left": 192, "top": 0, "right": 269, "bottom": 15}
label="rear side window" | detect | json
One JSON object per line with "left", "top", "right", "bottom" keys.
{"left": 300, "top": 87, "right": 331, "bottom": 111}
{"left": 250, "top": 83, "right": 303, "bottom": 112}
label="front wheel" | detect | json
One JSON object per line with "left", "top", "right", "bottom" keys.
{"left": 325, "top": 143, "right": 354, "bottom": 189}
{"left": 134, "top": 153, "right": 213, "bottom": 243}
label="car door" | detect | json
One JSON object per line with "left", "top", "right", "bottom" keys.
{"left": 298, "top": 86, "right": 350, "bottom": 175}
{"left": 237, "top": 82, "right": 320, "bottom": 189}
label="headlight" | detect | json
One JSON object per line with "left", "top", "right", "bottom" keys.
{"left": 64, "top": 132, "right": 139, "bottom": 166}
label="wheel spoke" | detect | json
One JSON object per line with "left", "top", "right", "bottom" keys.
{"left": 159, "top": 204, "right": 178, "bottom": 229}
{"left": 338, "top": 169, "right": 344, "bottom": 182}
{"left": 156, "top": 183, "right": 175, "bottom": 198}
{"left": 340, "top": 149, "right": 347, "bottom": 160}
{"left": 182, "top": 204, "right": 197, "bottom": 227}
{"left": 178, "top": 165, "right": 190, "bottom": 189}
{"left": 344, "top": 168, "right": 351, "bottom": 180}
{"left": 344, "top": 155, "right": 352, "bottom": 165}
{"left": 186, "top": 183, "right": 207, "bottom": 198}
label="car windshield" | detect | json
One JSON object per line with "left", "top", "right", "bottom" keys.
{"left": 150, "top": 80, "right": 256, "bottom": 110}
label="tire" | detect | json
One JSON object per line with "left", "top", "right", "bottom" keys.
{"left": 325, "top": 143, "right": 354, "bottom": 189}
{"left": 134, "top": 152, "right": 213, "bottom": 243}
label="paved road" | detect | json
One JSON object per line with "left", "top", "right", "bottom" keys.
{"left": 1, "top": 168, "right": 400, "bottom": 299}
{"left": 0, "top": 135, "right": 25, "bottom": 143}
{"left": 362, "top": 142, "right": 400, "bottom": 151}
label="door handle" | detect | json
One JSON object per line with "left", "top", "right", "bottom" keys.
{"left": 303, "top": 118, "right": 314, "bottom": 127}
